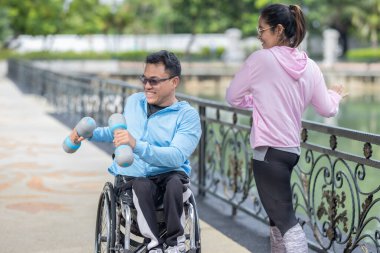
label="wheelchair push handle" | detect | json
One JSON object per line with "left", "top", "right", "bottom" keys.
{"left": 108, "top": 113, "right": 134, "bottom": 167}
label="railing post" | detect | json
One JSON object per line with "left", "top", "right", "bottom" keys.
{"left": 80, "top": 86, "right": 86, "bottom": 118}
{"left": 98, "top": 80, "right": 105, "bottom": 126}
{"left": 40, "top": 69, "right": 46, "bottom": 96}
{"left": 198, "top": 105, "right": 206, "bottom": 197}
{"left": 121, "top": 86, "right": 127, "bottom": 111}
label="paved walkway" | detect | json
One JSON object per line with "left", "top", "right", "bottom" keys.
{"left": 0, "top": 61, "right": 250, "bottom": 253}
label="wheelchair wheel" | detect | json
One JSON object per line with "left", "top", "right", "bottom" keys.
{"left": 184, "top": 194, "right": 201, "bottom": 253}
{"left": 95, "top": 182, "right": 117, "bottom": 253}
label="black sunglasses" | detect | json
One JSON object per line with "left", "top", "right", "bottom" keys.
{"left": 139, "top": 75, "right": 176, "bottom": 86}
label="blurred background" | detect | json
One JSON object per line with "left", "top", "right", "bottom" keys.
{"left": 0, "top": 0, "right": 379, "bottom": 133}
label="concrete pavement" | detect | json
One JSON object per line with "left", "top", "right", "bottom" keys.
{"left": 0, "top": 61, "right": 250, "bottom": 253}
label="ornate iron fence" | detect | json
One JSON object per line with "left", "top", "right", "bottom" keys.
{"left": 7, "top": 59, "right": 380, "bottom": 252}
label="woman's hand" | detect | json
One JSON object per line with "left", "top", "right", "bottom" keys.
{"left": 331, "top": 84, "right": 349, "bottom": 98}
{"left": 113, "top": 129, "right": 136, "bottom": 149}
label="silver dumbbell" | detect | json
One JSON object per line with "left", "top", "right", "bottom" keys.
{"left": 108, "top": 113, "right": 134, "bottom": 167}
{"left": 63, "top": 117, "right": 96, "bottom": 153}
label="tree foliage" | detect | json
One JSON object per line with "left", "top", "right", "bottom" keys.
{"left": 63, "top": 0, "right": 116, "bottom": 34}
{"left": 0, "top": 8, "right": 13, "bottom": 48}
{"left": 0, "top": 0, "right": 378, "bottom": 50}
{"left": 2, "top": 0, "right": 66, "bottom": 36}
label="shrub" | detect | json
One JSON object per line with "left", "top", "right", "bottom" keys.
{"left": 0, "top": 50, "right": 15, "bottom": 59}
{"left": 346, "top": 48, "right": 380, "bottom": 62}
{"left": 0, "top": 49, "right": 226, "bottom": 61}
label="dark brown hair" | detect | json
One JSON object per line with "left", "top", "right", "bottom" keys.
{"left": 260, "top": 4, "right": 306, "bottom": 47}
{"left": 146, "top": 50, "right": 181, "bottom": 78}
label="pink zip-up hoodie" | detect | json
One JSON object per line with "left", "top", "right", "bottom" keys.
{"left": 225, "top": 46, "right": 342, "bottom": 149}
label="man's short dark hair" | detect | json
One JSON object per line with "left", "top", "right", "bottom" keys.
{"left": 145, "top": 50, "right": 181, "bottom": 78}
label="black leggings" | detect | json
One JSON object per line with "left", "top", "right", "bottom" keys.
{"left": 253, "top": 148, "right": 299, "bottom": 236}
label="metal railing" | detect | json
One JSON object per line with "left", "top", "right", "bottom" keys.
{"left": 7, "top": 59, "right": 380, "bottom": 253}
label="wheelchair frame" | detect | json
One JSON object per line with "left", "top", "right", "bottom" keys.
{"left": 94, "top": 182, "right": 201, "bottom": 253}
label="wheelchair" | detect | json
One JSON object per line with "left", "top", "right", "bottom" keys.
{"left": 94, "top": 180, "right": 202, "bottom": 253}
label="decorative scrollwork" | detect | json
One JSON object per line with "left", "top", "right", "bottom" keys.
{"left": 301, "top": 128, "right": 308, "bottom": 142}
{"left": 343, "top": 194, "right": 380, "bottom": 253}
{"left": 330, "top": 135, "right": 337, "bottom": 150}
{"left": 317, "top": 190, "right": 348, "bottom": 240}
{"left": 363, "top": 142, "right": 372, "bottom": 159}
{"left": 232, "top": 112, "right": 237, "bottom": 125}
{"left": 227, "top": 154, "right": 243, "bottom": 195}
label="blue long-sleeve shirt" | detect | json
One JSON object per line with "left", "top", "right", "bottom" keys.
{"left": 90, "top": 92, "right": 202, "bottom": 177}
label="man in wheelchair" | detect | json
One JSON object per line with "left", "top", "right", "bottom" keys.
{"left": 70, "top": 50, "right": 201, "bottom": 253}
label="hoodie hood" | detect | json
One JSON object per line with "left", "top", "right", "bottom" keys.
{"left": 269, "top": 46, "right": 308, "bottom": 80}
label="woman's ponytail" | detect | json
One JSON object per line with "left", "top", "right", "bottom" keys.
{"left": 289, "top": 5, "right": 306, "bottom": 47}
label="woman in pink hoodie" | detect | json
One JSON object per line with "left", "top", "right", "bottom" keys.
{"left": 226, "top": 4, "right": 344, "bottom": 253}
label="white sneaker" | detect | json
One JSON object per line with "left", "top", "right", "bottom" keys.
{"left": 164, "top": 243, "right": 186, "bottom": 253}
{"left": 149, "top": 248, "right": 163, "bottom": 253}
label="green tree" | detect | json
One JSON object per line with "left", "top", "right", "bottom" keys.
{"left": 302, "top": 0, "right": 358, "bottom": 56}
{"left": 348, "top": 0, "right": 380, "bottom": 47}
{"left": 0, "top": 8, "right": 13, "bottom": 48}
{"left": 99, "top": 0, "right": 173, "bottom": 34}
{"left": 169, "top": 0, "right": 260, "bottom": 57}
{"left": 1, "top": 0, "right": 67, "bottom": 49}
{"left": 302, "top": 0, "right": 380, "bottom": 54}
{"left": 170, "top": 0, "right": 259, "bottom": 35}
{"left": 2, "top": 0, "right": 66, "bottom": 35}
{"left": 1, "top": 0, "right": 377, "bottom": 54}
{"left": 63, "top": 0, "right": 108, "bottom": 34}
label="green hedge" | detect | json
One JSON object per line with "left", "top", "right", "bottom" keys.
{"left": 0, "top": 50, "right": 150, "bottom": 61}
{"left": 0, "top": 47, "right": 225, "bottom": 61}
{"left": 346, "top": 47, "right": 380, "bottom": 62}
{"left": 0, "top": 50, "right": 15, "bottom": 59}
